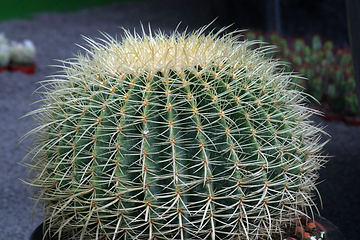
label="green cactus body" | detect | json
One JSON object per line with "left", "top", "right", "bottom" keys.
{"left": 293, "top": 39, "right": 305, "bottom": 52}
{"left": 312, "top": 35, "right": 322, "bottom": 51}
{"left": 345, "top": 93, "right": 360, "bottom": 116}
{"left": 25, "top": 26, "right": 326, "bottom": 240}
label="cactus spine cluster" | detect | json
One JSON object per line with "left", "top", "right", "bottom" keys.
{"left": 25, "top": 25, "right": 326, "bottom": 240}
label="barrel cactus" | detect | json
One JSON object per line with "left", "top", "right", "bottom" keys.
{"left": 24, "top": 25, "right": 327, "bottom": 240}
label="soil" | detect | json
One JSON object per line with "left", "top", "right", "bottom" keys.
{"left": 282, "top": 223, "right": 325, "bottom": 240}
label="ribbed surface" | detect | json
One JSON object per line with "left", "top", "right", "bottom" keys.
{"left": 27, "top": 28, "right": 324, "bottom": 240}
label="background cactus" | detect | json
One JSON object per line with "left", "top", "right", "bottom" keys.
{"left": 24, "top": 26, "right": 327, "bottom": 240}
{"left": 0, "top": 44, "right": 10, "bottom": 67}
{"left": 0, "top": 32, "right": 9, "bottom": 45}
{"left": 0, "top": 33, "right": 10, "bottom": 67}
{"left": 246, "top": 30, "right": 359, "bottom": 117}
{"left": 10, "top": 39, "right": 36, "bottom": 65}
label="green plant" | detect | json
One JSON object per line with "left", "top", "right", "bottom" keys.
{"left": 0, "top": 44, "right": 10, "bottom": 67}
{"left": 345, "top": 93, "right": 360, "bottom": 116}
{"left": 247, "top": 30, "right": 359, "bottom": 117}
{"left": 311, "top": 35, "right": 322, "bottom": 52}
{"left": 0, "top": 33, "right": 10, "bottom": 67}
{"left": 10, "top": 39, "right": 36, "bottom": 65}
{"left": 294, "top": 39, "right": 305, "bottom": 53}
{"left": 0, "top": 32, "right": 9, "bottom": 45}
{"left": 24, "top": 26, "right": 327, "bottom": 240}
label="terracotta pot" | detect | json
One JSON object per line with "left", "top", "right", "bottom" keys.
{"left": 8, "top": 64, "right": 36, "bottom": 74}
{"left": 29, "top": 215, "right": 345, "bottom": 240}
{"left": 290, "top": 215, "right": 346, "bottom": 240}
{"left": 0, "top": 65, "right": 7, "bottom": 73}
{"left": 323, "top": 112, "right": 344, "bottom": 122}
{"left": 344, "top": 116, "right": 360, "bottom": 126}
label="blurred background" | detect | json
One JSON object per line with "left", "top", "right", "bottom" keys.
{"left": 0, "top": 0, "right": 358, "bottom": 239}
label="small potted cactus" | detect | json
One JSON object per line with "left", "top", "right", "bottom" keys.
{"left": 9, "top": 39, "right": 36, "bottom": 74}
{"left": 0, "top": 33, "right": 10, "bottom": 72}
{"left": 24, "top": 25, "right": 341, "bottom": 240}
{"left": 249, "top": 30, "right": 359, "bottom": 124}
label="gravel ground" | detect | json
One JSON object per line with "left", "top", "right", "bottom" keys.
{"left": 0, "top": 1, "right": 358, "bottom": 239}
